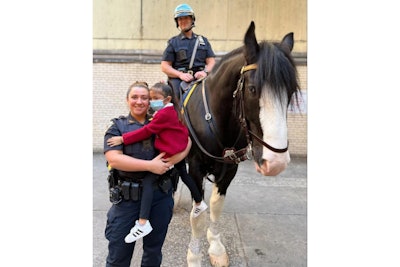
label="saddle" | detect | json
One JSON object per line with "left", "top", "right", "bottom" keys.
{"left": 179, "top": 77, "right": 205, "bottom": 107}
{"left": 180, "top": 80, "right": 192, "bottom": 93}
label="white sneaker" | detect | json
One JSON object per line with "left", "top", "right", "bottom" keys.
{"left": 124, "top": 220, "right": 153, "bottom": 243}
{"left": 192, "top": 200, "right": 208, "bottom": 218}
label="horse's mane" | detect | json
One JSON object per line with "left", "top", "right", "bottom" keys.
{"left": 213, "top": 41, "right": 299, "bottom": 93}
{"left": 210, "top": 40, "right": 300, "bottom": 109}
{"left": 255, "top": 41, "right": 300, "bottom": 108}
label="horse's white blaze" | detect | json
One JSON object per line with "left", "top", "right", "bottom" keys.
{"left": 257, "top": 87, "right": 290, "bottom": 175}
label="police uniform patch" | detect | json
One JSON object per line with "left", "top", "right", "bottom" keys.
{"left": 142, "top": 139, "right": 153, "bottom": 151}
{"left": 198, "top": 35, "right": 205, "bottom": 46}
{"left": 104, "top": 120, "right": 115, "bottom": 134}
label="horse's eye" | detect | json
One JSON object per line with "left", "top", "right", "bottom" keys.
{"left": 247, "top": 86, "right": 256, "bottom": 94}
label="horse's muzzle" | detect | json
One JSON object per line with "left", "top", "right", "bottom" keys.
{"left": 254, "top": 153, "right": 290, "bottom": 176}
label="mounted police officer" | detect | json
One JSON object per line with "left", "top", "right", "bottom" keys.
{"left": 161, "top": 3, "right": 216, "bottom": 99}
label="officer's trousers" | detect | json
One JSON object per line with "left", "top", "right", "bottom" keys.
{"left": 105, "top": 187, "right": 174, "bottom": 267}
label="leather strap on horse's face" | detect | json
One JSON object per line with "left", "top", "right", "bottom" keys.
{"left": 240, "top": 63, "right": 257, "bottom": 74}
{"left": 234, "top": 63, "right": 289, "bottom": 154}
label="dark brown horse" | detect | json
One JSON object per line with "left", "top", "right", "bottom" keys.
{"left": 181, "top": 21, "right": 300, "bottom": 266}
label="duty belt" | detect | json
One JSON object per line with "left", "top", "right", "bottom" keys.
{"left": 177, "top": 67, "right": 204, "bottom": 76}
{"left": 117, "top": 170, "right": 146, "bottom": 182}
{"left": 118, "top": 170, "right": 173, "bottom": 193}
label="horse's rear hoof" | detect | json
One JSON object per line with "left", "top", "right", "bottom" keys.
{"left": 209, "top": 252, "right": 229, "bottom": 267}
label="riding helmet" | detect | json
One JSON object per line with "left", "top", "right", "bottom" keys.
{"left": 174, "top": 3, "right": 195, "bottom": 28}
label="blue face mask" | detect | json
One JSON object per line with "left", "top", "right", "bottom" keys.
{"left": 150, "top": 99, "right": 165, "bottom": 111}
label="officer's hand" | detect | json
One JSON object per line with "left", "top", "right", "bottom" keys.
{"left": 179, "top": 72, "right": 194, "bottom": 82}
{"left": 150, "top": 152, "right": 171, "bottom": 175}
{"left": 194, "top": 70, "right": 207, "bottom": 80}
{"left": 163, "top": 137, "right": 191, "bottom": 165}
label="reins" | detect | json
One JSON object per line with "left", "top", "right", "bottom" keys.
{"left": 182, "top": 81, "right": 251, "bottom": 164}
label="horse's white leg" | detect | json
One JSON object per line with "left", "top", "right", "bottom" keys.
{"left": 207, "top": 184, "right": 229, "bottom": 267}
{"left": 187, "top": 203, "right": 207, "bottom": 267}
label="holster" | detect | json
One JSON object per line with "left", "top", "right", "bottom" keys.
{"left": 107, "top": 168, "right": 122, "bottom": 204}
{"left": 158, "top": 168, "right": 179, "bottom": 193}
{"left": 107, "top": 168, "right": 119, "bottom": 189}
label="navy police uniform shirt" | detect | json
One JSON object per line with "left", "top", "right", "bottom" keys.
{"left": 104, "top": 113, "right": 156, "bottom": 161}
{"left": 162, "top": 32, "right": 215, "bottom": 71}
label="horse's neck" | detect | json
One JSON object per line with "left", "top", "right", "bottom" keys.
{"left": 207, "top": 62, "right": 241, "bottom": 104}
{"left": 205, "top": 75, "right": 240, "bottom": 128}
{"left": 205, "top": 53, "right": 246, "bottom": 122}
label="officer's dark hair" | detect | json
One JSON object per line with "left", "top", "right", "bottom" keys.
{"left": 126, "top": 81, "right": 149, "bottom": 99}
{"left": 150, "top": 82, "right": 183, "bottom": 122}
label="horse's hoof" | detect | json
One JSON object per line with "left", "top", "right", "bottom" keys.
{"left": 187, "top": 248, "right": 202, "bottom": 267}
{"left": 209, "top": 252, "right": 229, "bottom": 267}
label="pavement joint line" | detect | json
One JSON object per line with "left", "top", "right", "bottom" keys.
{"left": 234, "top": 212, "right": 250, "bottom": 267}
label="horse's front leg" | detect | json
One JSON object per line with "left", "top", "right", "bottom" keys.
{"left": 207, "top": 184, "right": 229, "bottom": 267}
{"left": 187, "top": 207, "right": 207, "bottom": 267}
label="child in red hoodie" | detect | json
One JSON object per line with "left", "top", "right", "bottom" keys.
{"left": 107, "top": 82, "right": 207, "bottom": 243}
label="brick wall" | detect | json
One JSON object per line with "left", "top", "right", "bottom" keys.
{"left": 288, "top": 64, "right": 307, "bottom": 156}
{"left": 93, "top": 63, "right": 307, "bottom": 156}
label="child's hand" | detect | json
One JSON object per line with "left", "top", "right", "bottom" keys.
{"left": 107, "top": 136, "right": 123, "bottom": 147}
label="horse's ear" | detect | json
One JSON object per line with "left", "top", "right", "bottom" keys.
{"left": 280, "top": 32, "right": 294, "bottom": 53}
{"left": 244, "top": 21, "right": 259, "bottom": 63}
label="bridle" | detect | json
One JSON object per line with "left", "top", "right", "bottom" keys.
{"left": 182, "top": 63, "right": 288, "bottom": 164}
{"left": 233, "top": 64, "right": 289, "bottom": 154}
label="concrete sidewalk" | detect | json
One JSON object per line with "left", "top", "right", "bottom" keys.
{"left": 93, "top": 152, "right": 307, "bottom": 267}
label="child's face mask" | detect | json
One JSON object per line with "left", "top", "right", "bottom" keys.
{"left": 150, "top": 99, "right": 165, "bottom": 111}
